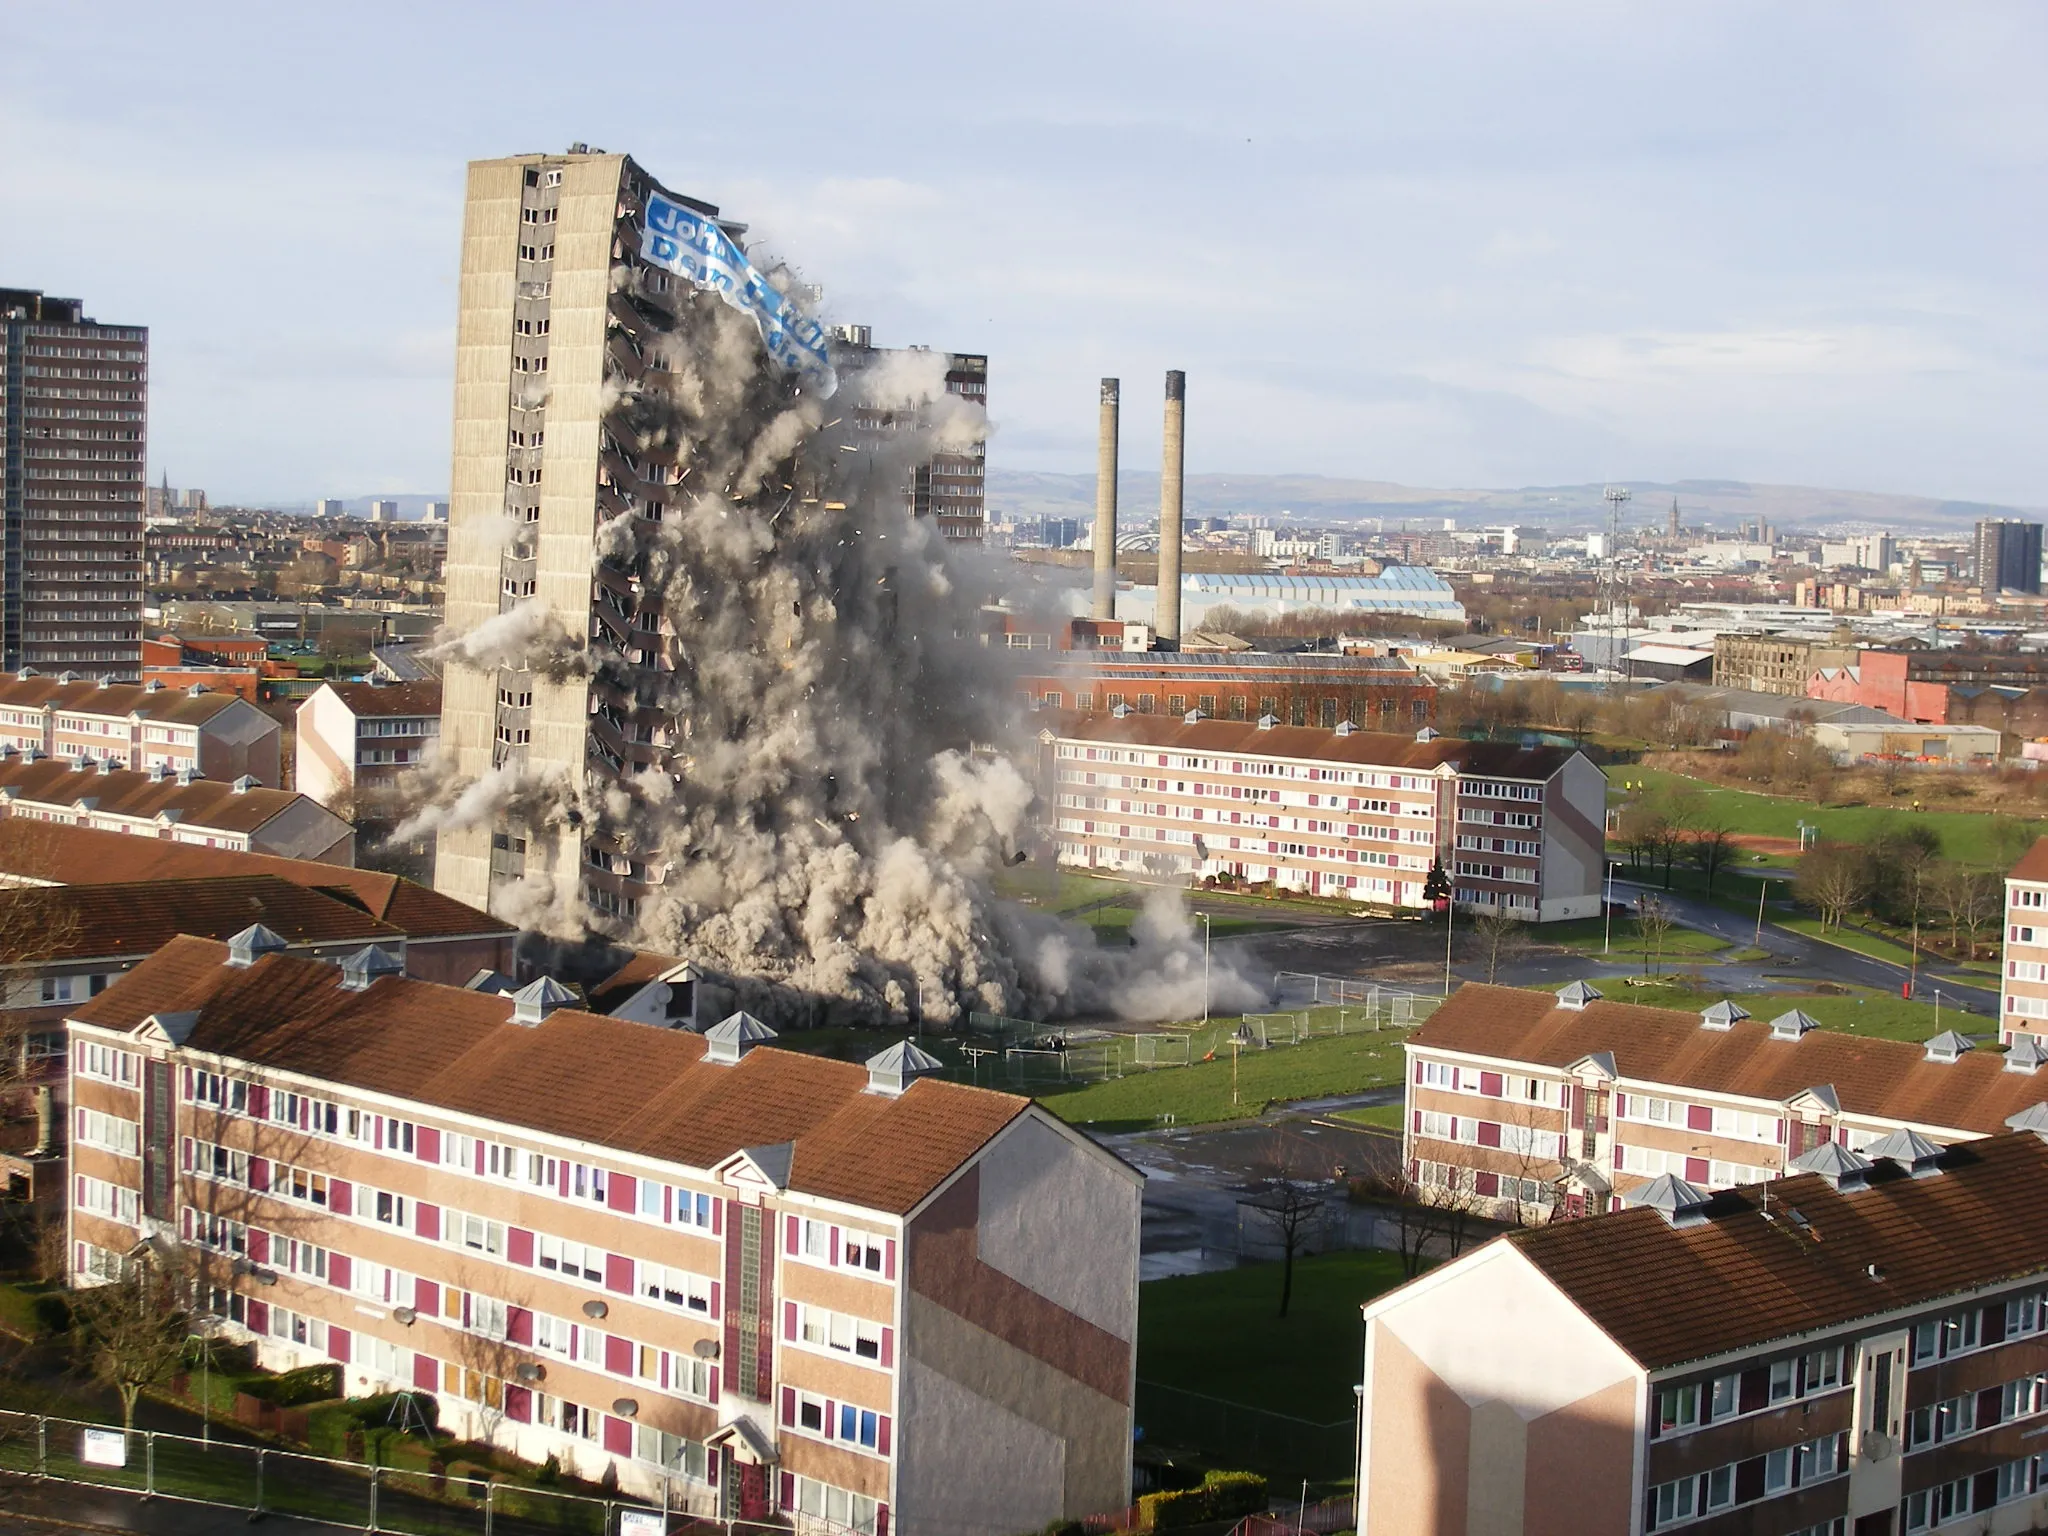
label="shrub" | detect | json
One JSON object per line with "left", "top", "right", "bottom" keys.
{"left": 1202, "top": 1469, "right": 1269, "bottom": 1521}
{"left": 240, "top": 1362, "right": 340, "bottom": 1406}
{"left": 1134, "top": 1470, "right": 1269, "bottom": 1531}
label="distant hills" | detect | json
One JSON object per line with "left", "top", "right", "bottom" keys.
{"left": 988, "top": 471, "right": 2039, "bottom": 536}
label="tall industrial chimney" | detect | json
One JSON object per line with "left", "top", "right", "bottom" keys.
{"left": 1157, "top": 371, "right": 1186, "bottom": 647}
{"left": 1092, "top": 379, "right": 1119, "bottom": 620}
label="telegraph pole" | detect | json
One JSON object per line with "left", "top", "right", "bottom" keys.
{"left": 1603, "top": 486, "right": 1632, "bottom": 687}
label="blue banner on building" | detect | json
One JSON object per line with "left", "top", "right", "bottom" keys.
{"left": 640, "top": 192, "right": 836, "bottom": 394}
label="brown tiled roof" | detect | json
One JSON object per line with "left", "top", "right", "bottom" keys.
{"left": 586, "top": 950, "right": 684, "bottom": 1013}
{"left": 0, "top": 821, "right": 509, "bottom": 941}
{"left": 2010, "top": 835, "right": 2048, "bottom": 883}
{"left": 1052, "top": 713, "right": 1579, "bottom": 780}
{"left": 0, "top": 672, "right": 246, "bottom": 726}
{"left": 0, "top": 877, "right": 401, "bottom": 962}
{"left": 1411, "top": 983, "right": 2045, "bottom": 1135}
{"left": 70, "top": 937, "right": 1029, "bottom": 1216}
{"left": 1508, "top": 1130, "right": 2048, "bottom": 1370}
{"left": 323, "top": 681, "right": 441, "bottom": 719}
{"left": 0, "top": 757, "right": 310, "bottom": 833}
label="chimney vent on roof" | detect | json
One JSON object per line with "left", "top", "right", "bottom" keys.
{"left": 231, "top": 775, "right": 258, "bottom": 793}
{"left": 1334, "top": 720, "right": 1354, "bottom": 737}
{"left": 1183, "top": 709, "right": 1203, "bottom": 725}
{"left": 95, "top": 757, "right": 115, "bottom": 776}
{"left": 1256, "top": 713, "right": 1276, "bottom": 730}
{"left": 1863, "top": 1126, "right": 1946, "bottom": 1178}
{"left": 1555, "top": 980, "right": 1601, "bottom": 1012}
{"left": 176, "top": 766, "right": 201, "bottom": 786}
{"left": 148, "top": 761, "right": 170, "bottom": 782}
{"left": 865, "top": 1038, "right": 944, "bottom": 1097}
{"left": 2005, "top": 1102, "right": 2048, "bottom": 1141}
{"left": 509, "top": 975, "right": 576, "bottom": 1025}
{"left": 1415, "top": 726, "right": 1440, "bottom": 742}
{"left": 55, "top": 672, "right": 75, "bottom": 684}
{"left": 1923, "top": 1030, "right": 1974, "bottom": 1064}
{"left": 1700, "top": 1000, "right": 1750, "bottom": 1032}
{"left": 1769, "top": 1009, "right": 1821, "bottom": 1041}
{"left": 187, "top": 683, "right": 208, "bottom": 696}
{"left": 1789, "top": 1139, "right": 1874, "bottom": 1190}
{"left": 2008, "top": 1035, "right": 2048, "bottom": 1075}
{"left": 144, "top": 680, "right": 163, "bottom": 692}
{"left": 1623, "top": 1173, "right": 1713, "bottom": 1228}
{"left": 1111, "top": 703, "right": 1129, "bottom": 719}
{"left": 224, "top": 924, "right": 289, "bottom": 968}
{"left": 703, "top": 1010, "right": 776, "bottom": 1064}
{"left": 337, "top": 944, "right": 404, "bottom": 992}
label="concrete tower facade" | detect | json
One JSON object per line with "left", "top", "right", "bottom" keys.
{"left": 1091, "top": 379, "right": 1118, "bottom": 620}
{"left": 1155, "top": 371, "right": 1185, "bottom": 648}
{"left": 0, "top": 289, "right": 146, "bottom": 679}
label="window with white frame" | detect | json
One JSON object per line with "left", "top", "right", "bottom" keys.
{"left": 75, "top": 1107, "right": 138, "bottom": 1156}
{"left": 637, "top": 1262, "right": 712, "bottom": 1315}
{"left": 76, "top": 1175, "right": 138, "bottom": 1225}
{"left": 77, "top": 1040, "right": 137, "bottom": 1085}
{"left": 794, "top": 1303, "right": 885, "bottom": 1363}
{"left": 447, "top": 1209, "right": 505, "bottom": 1258}
{"left": 537, "top": 1235, "right": 604, "bottom": 1283}
{"left": 790, "top": 1477, "right": 880, "bottom": 1535}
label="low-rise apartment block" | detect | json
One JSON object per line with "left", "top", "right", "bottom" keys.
{"left": 2003, "top": 838, "right": 2048, "bottom": 1043}
{"left": 1043, "top": 712, "right": 1605, "bottom": 920}
{"left": 0, "top": 754, "right": 353, "bottom": 862}
{"left": 0, "top": 672, "right": 279, "bottom": 785}
{"left": 0, "top": 820, "right": 514, "bottom": 985}
{"left": 294, "top": 680, "right": 442, "bottom": 809}
{"left": 64, "top": 939, "right": 1139, "bottom": 1536}
{"left": 1405, "top": 981, "right": 2048, "bottom": 1221}
{"left": 1359, "top": 1125, "right": 2048, "bottom": 1535}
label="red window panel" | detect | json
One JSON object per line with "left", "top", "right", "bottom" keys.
{"left": 784, "top": 1302, "right": 798, "bottom": 1342}
{"left": 328, "top": 1254, "right": 351, "bottom": 1292}
{"left": 248, "top": 1230, "right": 269, "bottom": 1264}
{"left": 606, "top": 1173, "right": 635, "bottom": 1214}
{"left": 1686, "top": 1104, "right": 1713, "bottom": 1133}
{"left": 781, "top": 1387, "right": 796, "bottom": 1427}
{"left": 880, "top": 1328, "right": 894, "bottom": 1369}
{"left": 415, "top": 1203, "right": 440, "bottom": 1242}
{"left": 248, "top": 1084, "right": 268, "bottom": 1119}
{"left": 605, "top": 1333, "right": 633, "bottom": 1376}
{"left": 414, "top": 1278, "right": 438, "bottom": 1316}
{"left": 411, "top": 1352, "right": 437, "bottom": 1392}
{"left": 884, "top": 1239, "right": 897, "bottom": 1280}
{"left": 248, "top": 1158, "right": 269, "bottom": 1192}
{"left": 1412, "top": 1111, "right": 1422, "bottom": 1134}
{"left": 247, "top": 1300, "right": 269, "bottom": 1336}
{"left": 506, "top": 1227, "right": 534, "bottom": 1267}
{"left": 182, "top": 1067, "right": 193, "bottom": 1100}
{"left": 557, "top": 1159, "right": 570, "bottom": 1198}
{"left": 507, "top": 1307, "right": 533, "bottom": 1346}
{"left": 416, "top": 1126, "right": 440, "bottom": 1164}
{"left": 829, "top": 1227, "right": 840, "bottom": 1267}
{"left": 326, "top": 1326, "right": 350, "bottom": 1364}
{"left": 1474, "top": 1172, "right": 1500, "bottom": 1197}
{"left": 1479, "top": 1071, "right": 1503, "bottom": 1097}
{"left": 601, "top": 1414, "right": 632, "bottom": 1456}
{"left": 1476, "top": 1122, "right": 1502, "bottom": 1149}
{"left": 877, "top": 1415, "right": 892, "bottom": 1457}
{"left": 604, "top": 1252, "right": 633, "bottom": 1294}
{"left": 1685, "top": 1157, "right": 1709, "bottom": 1184}
{"left": 181, "top": 1138, "right": 192, "bottom": 1171}
{"left": 781, "top": 1471, "right": 795, "bottom": 1509}
{"left": 785, "top": 1215, "right": 800, "bottom": 1255}
{"left": 473, "top": 1140, "right": 485, "bottom": 1176}
{"left": 504, "top": 1385, "right": 531, "bottom": 1424}
{"left": 876, "top": 1505, "right": 889, "bottom": 1536}
{"left": 329, "top": 1179, "right": 352, "bottom": 1217}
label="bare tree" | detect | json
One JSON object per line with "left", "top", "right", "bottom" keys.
{"left": 1993, "top": 818, "right": 2040, "bottom": 871}
{"left": 1497, "top": 1095, "right": 1564, "bottom": 1228}
{"left": 1686, "top": 818, "right": 1738, "bottom": 898}
{"left": 1353, "top": 1165, "right": 1487, "bottom": 1280}
{"left": 1634, "top": 894, "right": 1676, "bottom": 977}
{"left": 1472, "top": 910, "right": 1531, "bottom": 985}
{"left": 1246, "top": 1131, "right": 1326, "bottom": 1318}
{"left": 1794, "top": 842, "right": 1867, "bottom": 931}
{"left": 71, "top": 1246, "right": 194, "bottom": 1435}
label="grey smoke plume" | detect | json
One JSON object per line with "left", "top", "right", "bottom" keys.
{"left": 428, "top": 255, "right": 1254, "bottom": 1028}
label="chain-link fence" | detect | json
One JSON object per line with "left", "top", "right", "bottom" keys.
{"left": 1272, "top": 971, "right": 1441, "bottom": 1024}
{"left": 0, "top": 1409, "right": 822, "bottom": 1536}
{"left": 1132, "top": 1382, "right": 1354, "bottom": 1485}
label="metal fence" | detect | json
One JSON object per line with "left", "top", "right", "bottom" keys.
{"left": 0, "top": 1409, "right": 820, "bottom": 1536}
{"left": 1133, "top": 1382, "right": 1355, "bottom": 1485}
{"left": 1272, "top": 971, "right": 1440, "bottom": 1024}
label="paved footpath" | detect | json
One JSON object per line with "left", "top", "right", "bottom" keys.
{"left": 0, "top": 1478, "right": 358, "bottom": 1535}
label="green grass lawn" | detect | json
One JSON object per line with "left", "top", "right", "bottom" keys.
{"left": 1037, "top": 1028, "right": 1408, "bottom": 1131}
{"left": 1327, "top": 1103, "right": 1403, "bottom": 1130}
{"left": 1618, "top": 767, "right": 2045, "bottom": 869}
{"left": 1541, "top": 917, "right": 1730, "bottom": 955}
{"left": 1774, "top": 915, "right": 1922, "bottom": 965}
{"left": 1139, "top": 1250, "right": 1409, "bottom": 1420}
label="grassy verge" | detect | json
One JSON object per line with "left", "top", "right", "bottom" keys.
{"left": 1773, "top": 915, "right": 1921, "bottom": 966}
{"left": 1037, "top": 1028, "right": 1409, "bottom": 1132}
{"left": 1327, "top": 1104, "right": 1402, "bottom": 1130}
{"left": 1139, "top": 1250, "right": 1408, "bottom": 1420}
{"left": 1541, "top": 917, "right": 1730, "bottom": 955}
{"left": 1618, "top": 767, "right": 2045, "bottom": 868}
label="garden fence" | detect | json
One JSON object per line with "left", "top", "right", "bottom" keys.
{"left": 0, "top": 1408, "right": 861, "bottom": 1536}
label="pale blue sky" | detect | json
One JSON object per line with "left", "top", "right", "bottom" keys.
{"left": 4, "top": 2, "right": 2043, "bottom": 506}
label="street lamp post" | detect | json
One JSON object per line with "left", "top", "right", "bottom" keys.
{"left": 1603, "top": 861, "right": 1616, "bottom": 956}
{"left": 1199, "top": 913, "right": 1212, "bottom": 1025}
{"left": 1443, "top": 889, "right": 1456, "bottom": 997}
{"left": 1753, "top": 879, "right": 1770, "bottom": 949}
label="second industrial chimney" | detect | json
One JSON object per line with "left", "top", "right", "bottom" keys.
{"left": 1093, "top": 379, "right": 1119, "bottom": 619}
{"left": 1157, "top": 370, "right": 1186, "bottom": 647}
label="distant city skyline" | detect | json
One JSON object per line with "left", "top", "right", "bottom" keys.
{"left": 3, "top": 3, "right": 2044, "bottom": 507}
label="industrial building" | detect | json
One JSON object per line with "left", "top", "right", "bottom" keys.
{"left": 1043, "top": 713, "right": 1604, "bottom": 919}
{"left": 1108, "top": 570, "right": 1466, "bottom": 631}
{"left": 1404, "top": 979, "right": 2048, "bottom": 1223}
{"left": 0, "top": 289, "right": 147, "bottom": 680}
{"left": 1359, "top": 1124, "right": 2048, "bottom": 1536}
{"left": 64, "top": 939, "right": 1139, "bottom": 1535}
